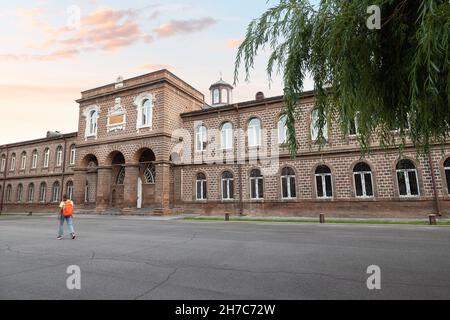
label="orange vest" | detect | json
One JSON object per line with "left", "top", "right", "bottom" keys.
{"left": 63, "top": 201, "right": 74, "bottom": 217}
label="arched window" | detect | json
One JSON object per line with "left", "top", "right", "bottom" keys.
{"left": 43, "top": 148, "right": 50, "bottom": 168}
{"left": 196, "top": 125, "right": 207, "bottom": 152}
{"left": 31, "top": 150, "right": 38, "bottom": 169}
{"left": 5, "top": 184, "right": 12, "bottom": 202}
{"left": 315, "top": 165, "right": 333, "bottom": 198}
{"left": 141, "top": 99, "right": 153, "bottom": 127}
{"left": 310, "top": 109, "right": 328, "bottom": 141}
{"left": 69, "top": 145, "right": 76, "bottom": 165}
{"left": 353, "top": 163, "right": 374, "bottom": 197}
{"left": 39, "top": 182, "right": 47, "bottom": 203}
{"left": 116, "top": 167, "right": 126, "bottom": 185}
{"left": 84, "top": 181, "right": 89, "bottom": 203}
{"left": 88, "top": 110, "right": 98, "bottom": 136}
{"left": 396, "top": 160, "right": 419, "bottom": 197}
{"left": 56, "top": 146, "right": 63, "bottom": 167}
{"left": 250, "top": 169, "right": 264, "bottom": 199}
{"left": 222, "top": 171, "right": 234, "bottom": 200}
{"left": 221, "top": 88, "right": 228, "bottom": 104}
{"left": 17, "top": 184, "right": 23, "bottom": 202}
{"left": 66, "top": 181, "right": 74, "bottom": 200}
{"left": 213, "top": 89, "right": 220, "bottom": 104}
{"left": 348, "top": 115, "right": 359, "bottom": 136}
{"left": 20, "top": 152, "right": 27, "bottom": 170}
{"left": 0, "top": 154, "right": 6, "bottom": 172}
{"left": 10, "top": 153, "right": 16, "bottom": 171}
{"left": 221, "top": 122, "right": 233, "bottom": 150}
{"left": 278, "top": 114, "right": 288, "bottom": 144}
{"left": 28, "top": 183, "right": 35, "bottom": 203}
{"left": 196, "top": 173, "right": 207, "bottom": 200}
{"left": 445, "top": 158, "right": 450, "bottom": 195}
{"left": 281, "top": 167, "right": 297, "bottom": 199}
{"left": 144, "top": 164, "right": 156, "bottom": 184}
{"left": 248, "top": 118, "right": 262, "bottom": 147}
{"left": 52, "top": 181, "right": 60, "bottom": 203}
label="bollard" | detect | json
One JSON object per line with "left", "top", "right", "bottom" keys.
{"left": 429, "top": 214, "right": 437, "bottom": 225}
{"left": 225, "top": 213, "right": 230, "bottom": 221}
{"left": 319, "top": 213, "right": 325, "bottom": 224}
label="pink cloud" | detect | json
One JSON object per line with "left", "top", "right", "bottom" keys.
{"left": 225, "top": 38, "right": 243, "bottom": 49}
{"left": 154, "top": 18, "right": 217, "bottom": 38}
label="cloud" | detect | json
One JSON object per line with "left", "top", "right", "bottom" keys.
{"left": 225, "top": 38, "right": 243, "bottom": 49}
{"left": 154, "top": 17, "right": 218, "bottom": 38}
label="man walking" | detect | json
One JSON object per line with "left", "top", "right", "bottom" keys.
{"left": 57, "top": 195, "right": 76, "bottom": 240}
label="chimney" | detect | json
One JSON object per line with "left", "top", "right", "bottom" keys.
{"left": 255, "top": 92, "right": 265, "bottom": 101}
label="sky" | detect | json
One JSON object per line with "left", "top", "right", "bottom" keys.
{"left": 0, "top": 0, "right": 314, "bottom": 145}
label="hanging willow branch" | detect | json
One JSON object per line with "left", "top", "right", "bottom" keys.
{"left": 234, "top": 0, "right": 450, "bottom": 157}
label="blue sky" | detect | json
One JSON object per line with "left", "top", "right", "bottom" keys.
{"left": 0, "top": 0, "right": 313, "bottom": 144}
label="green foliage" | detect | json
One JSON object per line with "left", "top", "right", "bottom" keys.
{"left": 234, "top": 0, "right": 450, "bottom": 157}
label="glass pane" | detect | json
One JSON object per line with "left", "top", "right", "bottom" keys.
{"left": 397, "top": 172, "right": 407, "bottom": 196}
{"left": 354, "top": 174, "right": 363, "bottom": 196}
{"left": 196, "top": 181, "right": 202, "bottom": 199}
{"left": 408, "top": 171, "right": 419, "bottom": 195}
{"left": 364, "top": 173, "right": 374, "bottom": 196}
{"left": 203, "top": 181, "right": 207, "bottom": 199}
{"left": 251, "top": 179, "right": 256, "bottom": 199}
{"left": 325, "top": 175, "right": 333, "bottom": 197}
{"left": 290, "top": 177, "right": 297, "bottom": 198}
{"left": 229, "top": 180, "right": 234, "bottom": 199}
{"left": 222, "top": 180, "right": 228, "bottom": 199}
{"left": 282, "top": 177, "right": 288, "bottom": 198}
{"left": 316, "top": 176, "right": 323, "bottom": 197}
{"left": 446, "top": 169, "right": 450, "bottom": 195}
{"left": 258, "top": 178, "right": 264, "bottom": 198}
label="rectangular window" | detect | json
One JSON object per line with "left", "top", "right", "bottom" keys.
{"left": 364, "top": 173, "right": 374, "bottom": 197}
{"left": 70, "top": 148, "right": 76, "bottom": 165}
{"left": 44, "top": 152, "right": 49, "bottom": 168}
{"left": 316, "top": 176, "right": 324, "bottom": 198}
{"left": 10, "top": 157, "right": 16, "bottom": 171}
{"left": 325, "top": 175, "right": 333, "bottom": 197}
{"left": 21, "top": 156, "right": 26, "bottom": 170}
{"left": 355, "top": 174, "right": 363, "bottom": 197}
{"left": 56, "top": 150, "right": 62, "bottom": 167}
{"left": 222, "top": 179, "right": 234, "bottom": 200}
{"left": 408, "top": 171, "right": 419, "bottom": 196}
{"left": 1, "top": 158, "right": 5, "bottom": 172}
{"left": 397, "top": 172, "right": 407, "bottom": 196}
{"left": 32, "top": 154, "right": 37, "bottom": 169}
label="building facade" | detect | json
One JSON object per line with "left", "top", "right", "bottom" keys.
{"left": 1, "top": 70, "right": 449, "bottom": 217}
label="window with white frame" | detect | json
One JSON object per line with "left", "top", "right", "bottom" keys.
{"left": 28, "top": 183, "right": 35, "bottom": 203}
{"left": 315, "top": 165, "right": 333, "bottom": 198}
{"left": 17, "top": 184, "right": 23, "bottom": 202}
{"left": 135, "top": 93, "right": 154, "bottom": 130}
{"left": 88, "top": 110, "right": 98, "bottom": 136}
{"left": 213, "top": 89, "right": 220, "bottom": 104}
{"left": 248, "top": 118, "right": 262, "bottom": 147}
{"left": 196, "top": 125, "right": 207, "bottom": 152}
{"left": 221, "top": 171, "right": 234, "bottom": 200}
{"left": 69, "top": 145, "right": 76, "bottom": 165}
{"left": 52, "top": 181, "right": 60, "bottom": 202}
{"left": 310, "top": 109, "right": 328, "bottom": 141}
{"left": 66, "top": 181, "right": 74, "bottom": 200}
{"left": 5, "top": 184, "right": 12, "bottom": 202}
{"left": 20, "top": 152, "right": 27, "bottom": 170}
{"left": 221, "top": 122, "right": 233, "bottom": 150}
{"left": 396, "top": 159, "right": 419, "bottom": 197}
{"left": 31, "top": 150, "right": 38, "bottom": 169}
{"left": 196, "top": 173, "right": 207, "bottom": 200}
{"left": 250, "top": 169, "right": 264, "bottom": 200}
{"left": 353, "top": 162, "right": 374, "bottom": 197}
{"left": 445, "top": 158, "right": 450, "bottom": 195}
{"left": 349, "top": 115, "right": 359, "bottom": 136}
{"left": 0, "top": 155, "right": 5, "bottom": 172}
{"left": 39, "top": 183, "right": 46, "bottom": 203}
{"left": 56, "top": 146, "right": 63, "bottom": 167}
{"left": 281, "top": 167, "right": 297, "bottom": 199}
{"left": 278, "top": 114, "right": 288, "bottom": 144}
{"left": 10, "top": 154, "right": 16, "bottom": 171}
{"left": 43, "top": 148, "right": 50, "bottom": 168}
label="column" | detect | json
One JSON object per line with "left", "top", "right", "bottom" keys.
{"left": 154, "top": 162, "right": 171, "bottom": 214}
{"left": 95, "top": 166, "right": 112, "bottom": 212}
{"left": 73, "top": 168, "right": 87, "bottom": 207}
{"left": 123, "top": 164, "right": 140, "bottom": 210}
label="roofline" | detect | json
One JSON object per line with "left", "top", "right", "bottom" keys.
{"left": 76, "top": 69, "right": 205, "bottom": 104}
{"left": 181, "top": 90, "right": 316, "bottom": 118}
{"left": 0, "top": 132, "right": 78, "bottom": 149}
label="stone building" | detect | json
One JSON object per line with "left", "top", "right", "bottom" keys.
{"left": 1, "top": 69, "right": 449, "bottom": 217}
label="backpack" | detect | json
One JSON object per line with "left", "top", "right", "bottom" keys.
{"left": 63, "top": 200, "right": 74, "bottom": 217}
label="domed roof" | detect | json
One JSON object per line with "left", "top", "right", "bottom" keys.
{"left": 209, "top": 78, "right": 233, "bottom": 90}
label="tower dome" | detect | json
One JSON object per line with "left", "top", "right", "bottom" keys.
{"left": 209, "top": 77, "right": 233, "bottom": 106}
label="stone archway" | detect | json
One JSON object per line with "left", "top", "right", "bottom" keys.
{"left": 73, "top": 154, "right": 99, "bottom": 208}
{"left": 134, "top": 148, "right": 156, "bottom": 209}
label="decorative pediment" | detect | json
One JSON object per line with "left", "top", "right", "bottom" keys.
{"left": 107, "top": 98, "right": 127, "bottom": 133}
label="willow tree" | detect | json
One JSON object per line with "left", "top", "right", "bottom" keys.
{"left": 234, "top": 0, "right": 449, "bottom": 156}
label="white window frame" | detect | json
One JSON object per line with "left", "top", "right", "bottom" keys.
{"left": 278, "top": 114, "right": 288, "bottom": 144}
{"left": 196, "top": 174, "right": 207, "bottom": 201}
{"left": 17, "top": 184, "right": 23, "bottom": 202}
{"left": 196, "top": 125, "right": 207, "bottom": 152}
{"left": 310, "top": 109, "right": 328, "bottom": 141}
{"left": 52, "top": 182, "right": 60, "bottom": 203}
{"left": 315, "top": 172, "right": 333, "bottom": 199}
{"left": 10, "top": 155, "right": 16, "bottom": 171}
{"left": 353, "top": 168, "right": 374, "bottom": 198}
{"left": 31, "top": 151, "right": 38, "bottom": 169}
{"left": 445, "top": 160, "right": 450, "bottom": 196}
{"left": 39, "top": 183, "right": 46, "bottom": 203}
{"left": 28, "top": 184, "right": 35, "bottom": 203}
{"left": 348, "top": 115, "right": 360, "bottom": 137}
{"left": 66, "top": 181, "right": 74, "bottom": 200}
{"left": 0, "top": 156, "right": 5, "bottom": 172}
{"left": 20, "top": 153, "right": 27, "bottom": 170}
{"left": 56, "top": 147, "right": 63, "bottom": 167}
{"left": 212, "top": 89, "right": 220, "bottom": 104}
{"left": 5, "top": 185, "right": 12, "bottom": 202}
{"left": 70, "top": 146, "right": 76, "bottom": 165}
{"left": 281, "top": 168, "right": 297, "bottom": 199}
{"left": 248, "top": 118, "right": 262, "bottom": 147}
{"left": 43, "top": 149, "right": 50, "bottom": 168}
{"left": 250, "top": 170, "right": 264, "bottom": 200}
{"left": 221, "top": 173, "right": 234, "bottom": 200}
{"left": 83, "top": 105, "right": 100, "bottom": 139}
{"left": 134, "top": 93, "right": 154, "bottom": 130}
{"left": 221, "top": 122, "right": 233, "bottom": 150}
{"left": 397, "top": 167, "right": 420, "bottom": 198}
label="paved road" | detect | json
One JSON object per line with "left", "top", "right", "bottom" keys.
{"left": 0, "top": 215, "right": 449, "bottom": 300}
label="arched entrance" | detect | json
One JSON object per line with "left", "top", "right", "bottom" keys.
{"left": 82, "top": 154, "right": 98, "bottom": 206}
{"left": 134, "top": 148, "right": 156, "bottom": 209}
{"left": 106, "top": 151, "right": 126, "bottom": 209}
